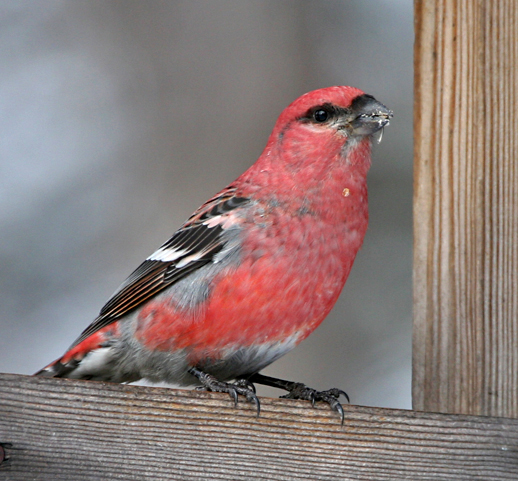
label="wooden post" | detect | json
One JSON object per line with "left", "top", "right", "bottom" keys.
{"left": 413, "top": 0, "right": 518, "bottom": 416}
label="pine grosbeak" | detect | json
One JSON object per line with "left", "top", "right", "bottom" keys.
{"left": 36, "top": 86, "right": 392, "bottom": 420}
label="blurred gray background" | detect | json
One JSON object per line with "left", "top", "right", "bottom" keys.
{"left": 0, "top": 0, "right": 413, "bottom": 409}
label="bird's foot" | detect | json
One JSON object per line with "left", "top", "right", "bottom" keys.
{"left": 188, "top": 367, "right": 260, "bottom": 416}
{"left": 248, "top": 372, "right": 348, "bottom": 424}
{"left": 281, "top": 383, "right": 348, "bottom": 424}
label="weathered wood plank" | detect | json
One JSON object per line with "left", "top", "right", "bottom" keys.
{"left": 413, "top": 0, "right": 518, "bottom": 416}
{"left": 1, "top": 373, "right": 518, "bottom": 480}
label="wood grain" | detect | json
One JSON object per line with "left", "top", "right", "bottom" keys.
{"left": 413, "top": 0, "right": 518, "bottom": 416}
{"left": 1, "top": 373, "right": 518, "bottom": 480}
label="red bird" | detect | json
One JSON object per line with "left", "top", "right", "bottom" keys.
{"left": 36, "top": 87, "right": 392, "bottom": 420}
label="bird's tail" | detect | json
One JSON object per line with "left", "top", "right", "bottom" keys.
{"left": 34, "top": 358, "right": 73, "bottom": 378}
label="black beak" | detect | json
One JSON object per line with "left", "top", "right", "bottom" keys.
{"left": 348, "top": 94, "right": 393, "bottom": 136}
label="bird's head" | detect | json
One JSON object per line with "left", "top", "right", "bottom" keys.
{"left": 272, "top": 86, "right": 392, "bottom": 142}
{"left": 240, "top": 86, "right": 393, "bottom": 192}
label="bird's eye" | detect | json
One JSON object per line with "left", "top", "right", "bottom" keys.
{"left": 313, "top": 109, "right": 329, "bottom": 123}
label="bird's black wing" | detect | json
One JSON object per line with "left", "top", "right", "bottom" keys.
{"left": 68, "top": 188, "right": 250, "bottom": 348}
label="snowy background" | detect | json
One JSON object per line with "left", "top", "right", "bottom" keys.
{"left": 0, "top": 0, "right": 413, "bottom": 409}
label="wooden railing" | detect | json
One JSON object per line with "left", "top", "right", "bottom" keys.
{"left": 1, "top": 373, "right": 518, "bottom": 480}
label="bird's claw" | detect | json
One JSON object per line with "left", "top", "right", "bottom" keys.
{"left": 281, "top": 383, "right": 348, "bottom": 425}
{"left": 189, "top": 367, "right": 260, "bottom": 416}
{"left": 234, "top": 378, "right": 256, "bottom": 393}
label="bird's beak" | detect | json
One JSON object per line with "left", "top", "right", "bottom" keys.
{"left": 347, "top": 94, "right": 393, "bottom": 137}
